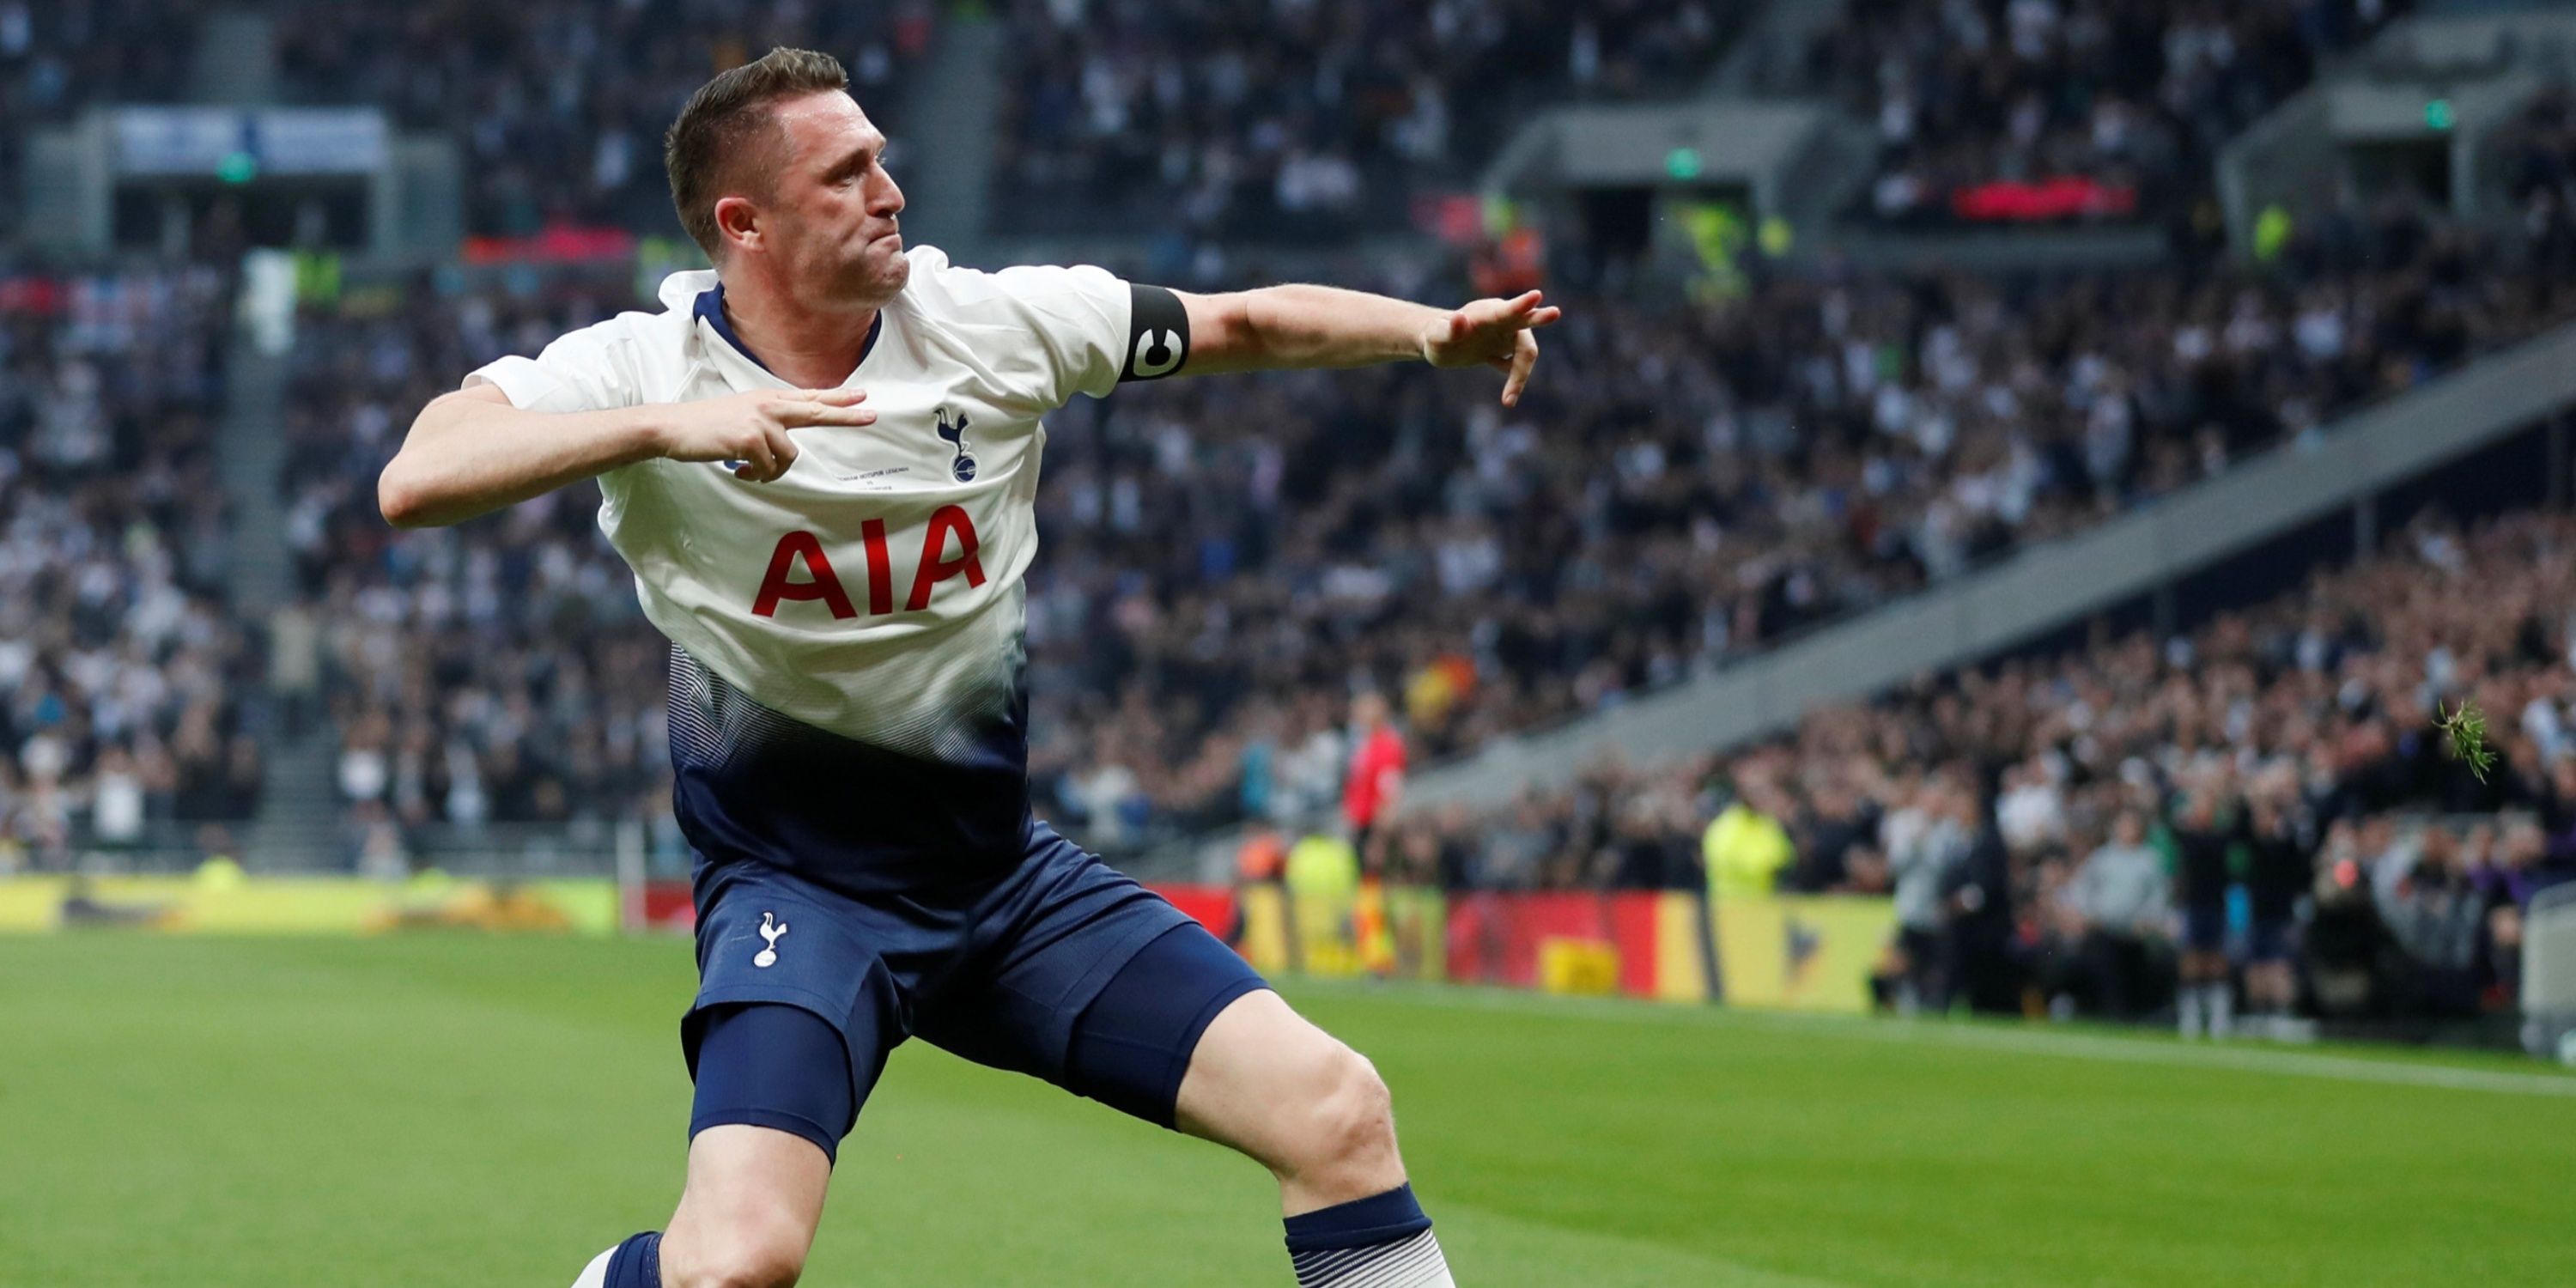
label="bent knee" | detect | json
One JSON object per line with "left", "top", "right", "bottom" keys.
{"left": 663, "top": 1218, "right": 809, "bottom": 1288}
{"left": 1286, "top": 1043, "right": 1398, "bottom": 1176}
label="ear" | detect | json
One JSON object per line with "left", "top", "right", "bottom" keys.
{"left": 712, "top": 193, "right": 761, "bottom": 254}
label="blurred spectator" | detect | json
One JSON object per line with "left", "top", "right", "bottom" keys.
{"left": 1703, "top": 775, "right": 1794, "bottom": 901}
{"left": 2374, "top": 823, "right": 2484, "bottom": 1021}
{"left": 1341, "top": 691, "right": 1407, "bottom": 854}
{"left": 2172, "top": 784, "right": 2237, "bottom": 1036}
{"left": 2048, "top": 809, "right": 2173, "bottom": 1020}
{"left": 1885, "top": 774, "right": 1971, "bottom": 1011}
{"left": 1939, "top": 784, "right": 2018, "bottom": 1014}
{"left": 2242, "top": 785, "right": 2311, "bottom": 1026}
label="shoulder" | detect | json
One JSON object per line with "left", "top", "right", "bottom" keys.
{"left": 552, "top": 286, "right": 700, "bottom": 380}
{"left": 543, "top": 308, "right": 671, "bottom": 361}
{"left": 465, "top": 295, "right": 690, "bottom": 411}
{"left": 898, "top": 244, "right": 1124, "bottom": 325}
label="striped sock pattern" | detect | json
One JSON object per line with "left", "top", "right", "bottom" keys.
{"left": 1290, "top": 1229, "right": 1455, "bottom": 1287}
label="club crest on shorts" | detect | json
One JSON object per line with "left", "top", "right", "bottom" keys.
{"left": 935, "top": 406, "right": 976, "bottom": 483}
{"left": 754, "top": 912, "right": 788, "bottom": 968}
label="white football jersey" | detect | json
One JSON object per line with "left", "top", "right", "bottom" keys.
{"left": 465, "top": 246, "right": 1190, "bottom": 878}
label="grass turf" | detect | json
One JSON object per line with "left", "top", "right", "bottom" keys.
{"left": 2, "top": 935, "right": 2570, "bottom": 1286}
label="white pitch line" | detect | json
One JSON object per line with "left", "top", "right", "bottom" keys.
{"left": 1300, "top": 981, "right": 2576, "bottom": 1099}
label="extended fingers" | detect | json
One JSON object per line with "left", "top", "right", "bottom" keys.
{"left": 1500, "top": 331, "right": 1538, "bottom": 406}
{"left": 775, "top": 399, "right": 878, "bottom": 428}
{"left": 1501, "top": 292, "right": 1561, "bottom": 332}
{"left": 1466, "top": 292, "right": 1560, "bottom": 337}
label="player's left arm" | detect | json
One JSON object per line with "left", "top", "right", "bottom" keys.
{"left": 1168, "top": 284, "right": 1564, "bottom": 407}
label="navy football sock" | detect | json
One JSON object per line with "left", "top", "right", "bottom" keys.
{"left": 603, "top": 1231, "right": 662, "bottom": 1288}
{"left": 1283, "top": 1184, "right": 1455, "bottom": 1286}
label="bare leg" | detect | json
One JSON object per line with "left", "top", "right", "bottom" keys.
{"left": 658, "top": 1125, "right": 830, "bottom": 1288}
{"left": 1175, "top": 989, "right": 1406, "bottom": 1216}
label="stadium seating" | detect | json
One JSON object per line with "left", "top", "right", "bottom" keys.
{"left": 0, "top": 258, "right": 263, "bottom": 866}
{"left": 0, "top": 1, "right": 201, "bottom": 244}
{"left": 1020, "top": 202, "right": 2572, "bottom": 844}
{"left": 989, "top": 0, "right": 1741, "bottom": 238}
{"left": 1804, "top": 0, "right": 2408, "bottom": 227}
{"left": 264, "top": 0, "right": 935, "bottom": 235}
{"left": 276, "top": 277, "right": 669, "bottom": 842}
{"left": 1380, "top": 504, "right": 2576, "bottom": 1025}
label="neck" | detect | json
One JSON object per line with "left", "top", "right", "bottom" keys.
{"left": 719, "top": 276, "right": 880, "bottom": 389}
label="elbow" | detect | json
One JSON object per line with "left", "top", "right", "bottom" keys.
{"left": 377, "top": 463, "right": 432, "bottom": 529}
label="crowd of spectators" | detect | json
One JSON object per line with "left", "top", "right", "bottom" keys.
{"left": 1370, "top": 507, "right": 2576, "bottom": 1033}
{"left": 992, "top": 0, "right": 1738, "bottom": 240}
{"left": 278, "top": 273, "right": 671, "bottom": 851}
{"left": 0, "top": 259, "right": 262, "bottom": 872}
{"left": 2499, "top": 87, "right": 2576, "bottom": 281}
{"left": 0, "top": 0, "right": 195, "bottom": 110}
{"left": 0, "top": 0, "right": 199, "bottom": 245}
{"left": 265, "top": 0, "right": 934, "bottom": 236}
{"left": 1034, "top": 197, "right": 2574, "bottom": 845}
{"left": 1802, "top": 0, "right": 2404, "bottom": 227}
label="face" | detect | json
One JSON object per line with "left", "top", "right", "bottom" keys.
{"left": 1352, "top": 692, "right": 1389, "bottom": 728}
{"left": 720, "top": 91, "right": 908, "bottom": 307}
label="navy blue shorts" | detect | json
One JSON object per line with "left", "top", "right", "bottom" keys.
{"left": 2247, "top": 919, "right": 2296, "bottom": 964}
{"left": 682, "top": 817, "right": 1269, "bottom": 1161}
{"left": 2183, "top": 904, "right": 2228, "bottom": 953}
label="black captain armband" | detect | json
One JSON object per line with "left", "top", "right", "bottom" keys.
{"left": 1121, "top": 283, "right": 1191, "bottom": 382}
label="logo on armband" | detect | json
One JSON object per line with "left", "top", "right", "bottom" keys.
{"left": 1129, "top": 329, "right": 1183, "bottom": 379}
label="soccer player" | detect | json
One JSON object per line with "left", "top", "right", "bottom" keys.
{"left": 378, "top": 47, "right": 1558, "bottom": 1288}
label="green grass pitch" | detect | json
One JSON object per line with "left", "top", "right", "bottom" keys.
{"left": 3, "top": 935, "right": 2571, "bottom": 1286}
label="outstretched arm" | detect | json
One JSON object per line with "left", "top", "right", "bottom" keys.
{"left": 1175, "top": 285, "right": 1564, "bottom": 406}
{"left": 380, "top": 383, "right": 874, "bottom": 528}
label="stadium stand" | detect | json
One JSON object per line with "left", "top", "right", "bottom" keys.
{"left": 264, "top": 0, "right": 936, "bottom": 235}
{"left": 1021, "top": 197, "right": 2573, "bottom": 845}
{"left": 276, "top": 276, "right": 671, "bottom": 858}
{"left": 0, "top": 1, "right": 201, "bottom": 244}
{"left": 1381, "top": 503, "right": 2576, "bottom": 1030}
{"left": 0, "top": 258, "right": 263, "bottom": 866}
{"left": 989, "top": 0, "right": 1742, "bottom": 238}
{"left": 2500, "top": 84, "right": 2576, "bottom": 259}
{"left": 1804, "top": 0, "right": 2409, "bottom": 228}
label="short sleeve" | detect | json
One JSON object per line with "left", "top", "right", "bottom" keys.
{"left": 980, "top": 263, "right": 1133, "bottom": 404}
{"left": 463, "top": 317, "right": 646, "bottom": 414}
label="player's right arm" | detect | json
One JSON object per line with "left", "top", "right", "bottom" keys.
{"left": 378, "top": 382, "right": 872, "bottom": 528}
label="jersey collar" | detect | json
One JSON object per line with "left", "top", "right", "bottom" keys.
{"left": 691, "top": 282, "right": 884, "bottom": 383}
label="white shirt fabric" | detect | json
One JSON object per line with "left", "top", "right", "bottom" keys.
{"left": 465, "top": 246, "right": 1132, "bottom": 769}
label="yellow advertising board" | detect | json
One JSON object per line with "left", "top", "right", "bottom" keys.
{"left": 0, "top": 875, "right": 618, "bottom": 936}
{"left": 1713, "top": 896, "right": 1897, "bottom": 1014}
